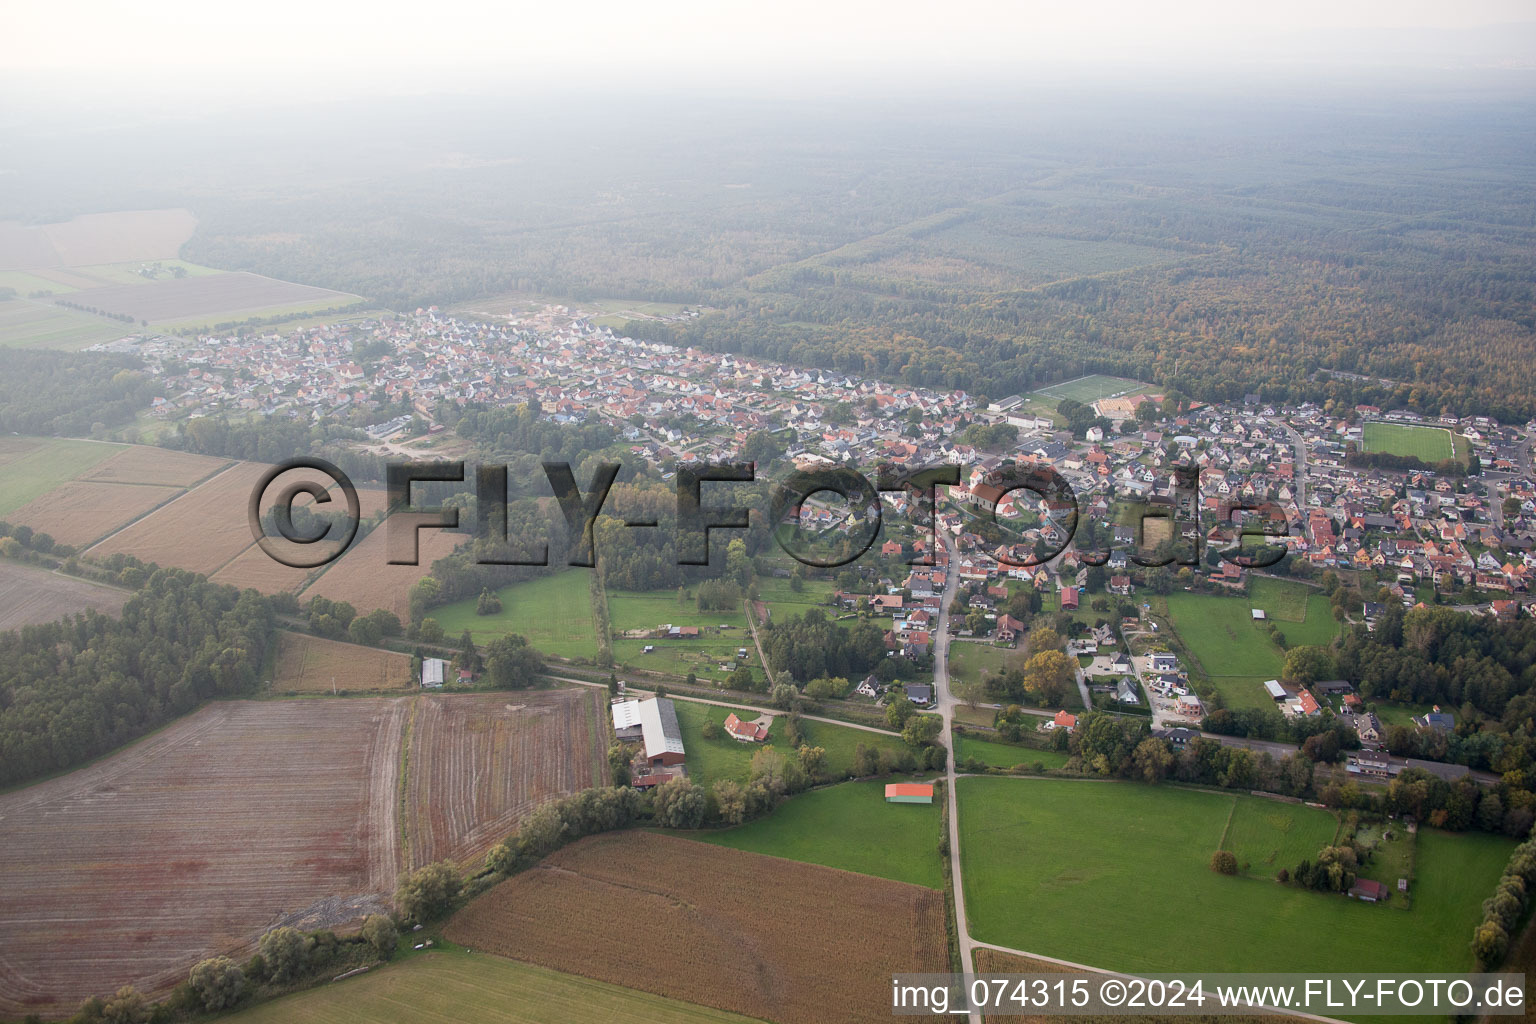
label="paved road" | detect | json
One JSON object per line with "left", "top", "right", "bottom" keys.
{"left": 932, "top": 532, "right": 983, "bottom": 1024}
{"left": 1280, "top": 418, "right": 1308, "bottom": 511}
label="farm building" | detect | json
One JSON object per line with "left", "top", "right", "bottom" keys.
{"left": 421, "top": 658, "right": 447, "bottom": 689}
{"left": 885, "top": 782, "right": 934, "bottom": 804}
{"left": 723, "top": 712, "right": 771, "bottom": 743}
{"left": 611, "top": 697, "right": 686, "bottom": 768}
{"left": 1263, "top": 679, "right": 1287, "bottom": 700}
{"left": 1349, "top": 878, "right": 1388, "bottom": 902}
{"left": 1251, "top": 608, "right": 1266, "bottom": 620}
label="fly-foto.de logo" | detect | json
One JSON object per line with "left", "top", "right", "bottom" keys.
{"left": 247, "top": 459, "right": 1290, "bottom": 571}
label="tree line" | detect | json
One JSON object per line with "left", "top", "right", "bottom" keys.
{"left": 0, "top": 570, "right": 278, "bottom": 788}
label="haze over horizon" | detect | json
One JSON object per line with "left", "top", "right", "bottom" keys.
{"left": 4, "top": 0, "right": 1535, "bottom": 115}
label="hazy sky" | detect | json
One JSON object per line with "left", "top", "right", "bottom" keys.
{"left": 5, "top": 0, "right": 1534, "bottom": 102}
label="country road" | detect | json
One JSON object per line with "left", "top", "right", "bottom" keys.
{"left": 932, "top": 532, "right": 982, "bottom": 1024}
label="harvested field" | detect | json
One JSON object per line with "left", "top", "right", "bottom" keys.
{"left": 222, "top": 953, "right": 764, "bottom": 1024}
{"left": 0, "top": 560, "right": 130, "bottom": 629}
{"left": 0, "top": 209, "right": 197, "bottom": 270}
{"left": 0, "top": 437, "right": 124, "bottom": 516}
{"left": 61, "top": 272, "right": 357, "bottom": 323}
{"left": 0, "top": 699, "right": 408, "bottom": 1017}
{"left": 90, "top": 462, "right": 270, "bottom": 574}
{"left": 79, "top": 446, "right": 229, "bottom": 487}
{"left": 9, "top": 480, "right": 181, "bottom": 547}
{"left": 210, "top": 541, "right": 332, "bottom": 594}
{"left": 300, "top": 522, "right": 467, "bottom": 619}
{"left": 0, "top": 436, "right": 46, "bottom": 465}
{"left": 403, "top": 689, "right": 607, "bottom": 869}
{"left": 444, "top": 831, "right": 950, "bottom": 1024}
{"left": 0, "top": 298, "right": 128, "bottom": 349}
{"left": 270, "top": 631, "right": 415, "bottom": 695}
{"left": 212, "top": 485, "right": 389, "bottom": 595}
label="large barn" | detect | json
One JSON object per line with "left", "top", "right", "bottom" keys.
{"left": 612, "top": 697, "right": 687, "bottom": 786}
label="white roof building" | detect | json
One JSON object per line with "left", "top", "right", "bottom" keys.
{"left": 421, "top": 658, "right": 447, "bottom": 689}
{"left": 610, "top": 697, "right": 685, "bottom": 762}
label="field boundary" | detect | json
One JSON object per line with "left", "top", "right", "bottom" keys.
{"left": 82, "top": 460, "right": 242, "bottom": 555}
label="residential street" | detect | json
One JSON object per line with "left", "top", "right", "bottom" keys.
{"left": 933, "top": 532, "right": 982, "bottom": 1024}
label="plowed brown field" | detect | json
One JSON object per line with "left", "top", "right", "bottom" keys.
{"left": 403, "top": 689, "right": 606, "bottom": 869}
{"left": 444, "top": 831, "right": 950, "bottom": 1024}
{"left": 270, "top": 630, "right": 415, "bottom": 694}
{"left": 0, "top": 699, "right": 407, "bottom": 1018}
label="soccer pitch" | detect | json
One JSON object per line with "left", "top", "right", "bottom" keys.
{"left": 1362, "top": 421, "right": 1455, "bottom": 462}
{"left": 1031, "top": 374, "right": 1150, "bottom": 405}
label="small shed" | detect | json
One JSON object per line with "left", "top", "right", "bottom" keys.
{"left": 885, "top": 783, "right": 935, "bottom": 804}
{"left": 1251, "top": 609, "right": 1266, "bottom": 620}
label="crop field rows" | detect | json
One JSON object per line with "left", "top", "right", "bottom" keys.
{"left": 0, "top": 699, "right": 408, "bottom": 1017}
{"left": 296, "top": 521, "right": 467, "bottom": 619}
{"left": 0, "top": 560, "right": 130, "bottom": 629}
{"left": 445, "top": 831, "right": 951, "bottom": 1024}
{"left": 0, "top": 687, "right": 608, "bottom": 1015}
{"left": 220, "top": 954, "right": 765, "bottom": 1024}
{"left": 402, "top": 690, "right": 606, "bottom": 869}
{"left": 88, "top": 461, "right": 271, "bottom": 574}
{"left": 61, "top": 272, "right": 360, "bottom": 325}
{"left": 1, "top": 442, "right": 231, "bottom": 548}
{"left": 0, "top": 437, "right": 124, "bottom": 517}
{"left": 270, "top": 631, "right": 416, "bottom": 694}
{"left": 0, "top": 298, "right": 130, "bottom": 349}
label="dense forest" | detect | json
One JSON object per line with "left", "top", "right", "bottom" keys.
{"left": 0, "top": 571, "right": 278, "bottom": 787}
{"left": 160, "top": 98, "right": 1536, "bottom": 422}
{"left": 0, "top": 351, "right": 158, "bottom": 436}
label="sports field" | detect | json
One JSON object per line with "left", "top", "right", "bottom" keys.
{"left": 958, "top": 777, "right": 1514, "bottom": 975}
{"left": 1363, "top": 421, "right": 1456, "bottom": 462}
{"left": 432, "top": 571, "right": 600, "bottom": 659}
{"left": 222, "top": 952, "right": 759, "bottom": 1024}
{"left": 690, "top": 777, "right": 944, "bottom": 888}
{"left": 669, "top": 698, "right": 909, "bottom": 791}
{"left": 1030, "top": 374, "right": 1151, "bottom": 405}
